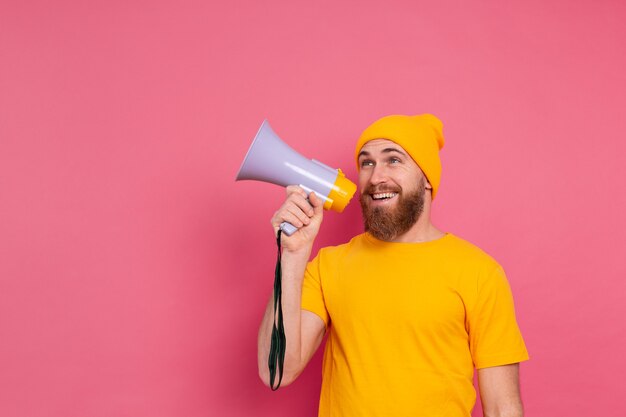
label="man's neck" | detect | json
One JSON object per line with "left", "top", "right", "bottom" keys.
{"left": 390, "top": 222, "right": 446, "bottom": 243}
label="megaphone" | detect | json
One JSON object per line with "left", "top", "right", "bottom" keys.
{"left": 236, "top": 120, "right": 357, "bottom": 236}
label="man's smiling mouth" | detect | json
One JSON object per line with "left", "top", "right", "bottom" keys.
{"left": 371, "top": 192, "right": 398, "bottom": 201}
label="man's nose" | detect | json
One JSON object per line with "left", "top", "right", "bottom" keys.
{"left": 369, "top": 165, "right": 388, "bottom": 185}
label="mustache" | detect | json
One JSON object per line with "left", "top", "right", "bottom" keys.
{"left": 362, "top": 185, "right": 401, "bottom": 195}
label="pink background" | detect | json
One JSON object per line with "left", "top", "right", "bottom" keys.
{"left": 1, "top": 0, "right": 625, "bottom": 416}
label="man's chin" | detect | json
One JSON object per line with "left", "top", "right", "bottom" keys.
{"left": 371, "top": 206, "right": 401, "bottom": 221}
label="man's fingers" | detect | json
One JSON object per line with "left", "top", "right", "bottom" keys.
{"left": 283, "top": 186, "right": 315, "bottom": 214}
{"left": 272, "top": 187, "right": 324, "bottom": 235}
{"left": 270, "top": 187, "right": 325, "bottom": 245}
{"left": 285, "top": 185, "right": 308, "bottom": 200}
{"left": 284, "top": 204, "right": 311, "bottom": 227}
{"left": 289, "top": 193, "right": 314, "bottom": 217}
{"left": 271, "top": 194, "right": 314, "bottom": 230}
{"left": 308, "top": 191, "right": 324, "bottom": 214}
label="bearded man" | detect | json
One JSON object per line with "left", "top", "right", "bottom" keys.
{"left": 257, "top": 114, "right": 529, "bottom": 417}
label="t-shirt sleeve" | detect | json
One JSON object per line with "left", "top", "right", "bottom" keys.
{"left": 301, "top": 253, "right": 330, "bottom": 327}
{"left": 468, "top": 264, "right": 529, "bottom": 369}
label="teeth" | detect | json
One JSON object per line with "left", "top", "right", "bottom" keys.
{"left": 372, "top": 192, "right": 397, "bottom": 200}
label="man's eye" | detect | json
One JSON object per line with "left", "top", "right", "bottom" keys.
{"left": 390, "top": 157, "right": 401, "bottom": 164}
{"left": 360, "top": 160, "right": 374, "bottom": 167}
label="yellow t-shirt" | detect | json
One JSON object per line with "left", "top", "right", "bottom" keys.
{"left": 302, "top": 232, "right": 529, "bottom": 417}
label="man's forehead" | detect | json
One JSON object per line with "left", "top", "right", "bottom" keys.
{"left": 358, "top": 138, "right": 407, "bottom": 155}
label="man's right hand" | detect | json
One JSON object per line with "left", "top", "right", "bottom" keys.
{"left": 271, "top": 185, "right": 324, "bottom": 253}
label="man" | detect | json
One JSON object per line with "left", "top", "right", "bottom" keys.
{"left": 257, "top": 114, "right": 529, "bottom": 417}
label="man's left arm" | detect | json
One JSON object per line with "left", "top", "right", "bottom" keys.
{"left": 477, "top": 363, "right": 523, "bottom": 417}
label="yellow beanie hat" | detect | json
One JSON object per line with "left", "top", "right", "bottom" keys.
{"left": 354, "top": 114, "right": 445, "bottom": 200}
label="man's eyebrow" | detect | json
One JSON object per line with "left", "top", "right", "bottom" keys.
{"left": 358, "top": 148, "right": 407, "bottom": 159}
{"left": 381, "top": 147, "right": 407, "bottom": 156}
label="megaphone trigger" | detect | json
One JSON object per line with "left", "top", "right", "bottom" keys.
{"left": 279, "top": 222, "right": 299, "bottom": 236}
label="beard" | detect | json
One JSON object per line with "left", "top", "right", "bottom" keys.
{"left": 359, "top": 177, "right": 426, "bottom": 241}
